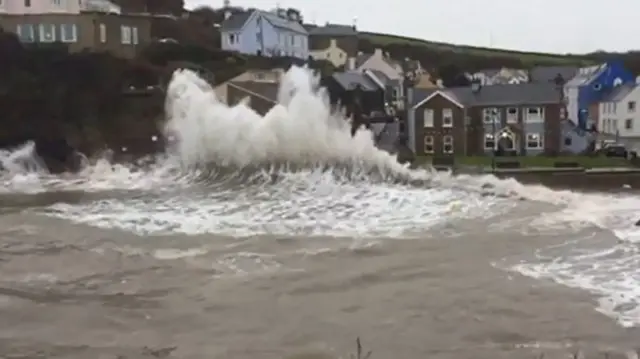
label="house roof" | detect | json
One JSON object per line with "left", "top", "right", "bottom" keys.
{"left": 228, "top": 81, "right": 279, "bottom": 103}
{"left": 355, "top": 51, "right": 400, "bottom": 70}
{"left": 529, "top": 66, "right": 578, "bottom": 83}
{"left": 565, "top": 63, "right": 607, "bottom": 87}
{"left": 220, "top": 11, "right": 252, "bottom": 32}
{"left": 601, "top": 83, "right": 637, "bottom": 102}
{"left": 331, "top": 71, "right": 379, "bottom": 91}
{"left": 308, "top": 24, "right": 357, "bottom": 36}
{"left": 412, "top": 82, "right": 562, "bottom": 109}
{"left": 220, "top": 10, "right": 307, "bottom": 34}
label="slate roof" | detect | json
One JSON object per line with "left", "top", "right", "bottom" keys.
{"left": 331, "top": 72, "right": 379, "bottom": 91}
{"left": 355, "top": 52, "right": 400, "bottom": 70}
{"left": 220, "top": 10, "right": 307, "bottom": 34}
{"left": 413, "top": 83, "right": 562, "bottom": 108}
{"left": 601, "top": 83, "right": 637, "bottom": 102}
{"left": 529, "top": 66, "right": 578, "bottom": 83}
{"left": 308, "top": 24, "right": 357, "bottom": 36}
{"left": 229, "top": 81, "right": 279, "bottom": 103}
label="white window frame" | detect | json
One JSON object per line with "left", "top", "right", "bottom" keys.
{"left": 525, "top": 107, "right": 543, "bottom": 123}
{"left": 483, "top": 107, "right": 499, "bottom": 124}
{"left": 38, "top": 23, "right": 56, "bottom": 42}
{"left": 16, "top": 24, "right": 35, "bottom": 42}
{"left": 423, "top": 108, "right": 434, "bottom": 127}
{"left": 423, "top": 135, "right": 434, "bottom": 154}
{"left": 120, "top": 25, "right": 131, "bottom": 44}
{"left": 526, "top": 133, "right": 543, "bottom": 149}
{"left": 60, "top": 23, "right": 77, "bottom": 43}
{"left": 506, "top": 107, "right": 518, "bottom": 123}
{"left": 442, "top": 135, "right": 454, "bottom": 154}
{"left": 132, "top": 27, "right": 138, "bottom": 45}
{"left": 51, "top": 0, "right": 61, "bottom": 5}
{"left": 625, "top": 118, "right": 633, "bottom": 130}
{"left": 442, "top": 108, "right": 453, "bottom": 127}
{"left": 99, "top": 23, "right": 106, "bottom": 43}
{"left": 484, "top": 133, "right": 495, "bottom": 150}
{"left": 629, "top": 101, "right": 636, "bottom": 113}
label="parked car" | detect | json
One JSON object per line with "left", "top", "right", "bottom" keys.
{"left": 598, "top": 143, "right": 637, "bottom": 158}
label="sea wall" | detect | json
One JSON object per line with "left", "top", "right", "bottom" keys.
{"left": 455, "top": 168, "right": 640, "bottom": 191}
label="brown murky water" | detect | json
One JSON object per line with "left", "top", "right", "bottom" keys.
{"left": 1, "top": 208, "right": 640, "bottom": 359}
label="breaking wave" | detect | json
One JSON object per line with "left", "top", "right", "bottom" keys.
{"left": 2, "top": 66, "right": 640, "bottom": 327}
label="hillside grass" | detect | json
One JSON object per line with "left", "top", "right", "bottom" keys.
{"left": 361, "top": 32, "right": 595, "bottom": 66}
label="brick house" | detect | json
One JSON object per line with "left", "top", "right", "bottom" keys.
{"left": 408, "top": 82, "right": 564, "bottom": 156}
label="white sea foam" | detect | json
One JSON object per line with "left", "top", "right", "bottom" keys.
{"left": 2, "top": 66, "right": 640, "bottom": 326}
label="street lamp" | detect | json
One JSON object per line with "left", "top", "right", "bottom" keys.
{"left": 491, "top": 108, "right": 498, "bottom": 171}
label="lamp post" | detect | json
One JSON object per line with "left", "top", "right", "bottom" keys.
{"left": 491, "top": 108, "right": 497, "bottom": 171}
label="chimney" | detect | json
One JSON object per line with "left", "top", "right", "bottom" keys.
{"left": 347, "top": 57, "right": 355, "bottom": 70}
{"left": 471, "top": 80, "right": 482, "bottom": 93}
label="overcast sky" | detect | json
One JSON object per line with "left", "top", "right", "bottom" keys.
{"left": 185, "top": 0, "right": 638, "bottom": 54}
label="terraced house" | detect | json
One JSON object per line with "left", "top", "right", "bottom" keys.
{"left": 0, "top": 0, "right": 151, "bottom": 58}
{"left": 407, "top": 82, "right": 564, "bottom": 156}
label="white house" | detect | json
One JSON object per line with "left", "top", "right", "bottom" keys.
{"left": 220, "top": 8, "right": 309, "bottom": 59}
{"left": 598, "top": 83, "right": 640, "bottom": 139}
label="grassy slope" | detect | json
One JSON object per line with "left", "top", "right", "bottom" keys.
{"left": 361, "top": 32, "right": 594, "bottom": 66}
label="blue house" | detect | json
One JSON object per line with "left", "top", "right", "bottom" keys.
{"left": 220, "top": 9, "right": 309, "bottom": 60}
{"left": 564, "top": 61, "right": 634, "bottom": 130}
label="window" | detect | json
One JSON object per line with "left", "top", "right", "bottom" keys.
{"left": 228, "top": 33, "right": 236, "bottom": 44}
{"left": 132, "top": 27, "right": 138, "bottom": 44}
{"left": 391, "top": 88, "right": 399, "bottom": 100}
{"left": 613, "top": 119, "right": 618, "bottom": 132}
{"left": 443, "top": 135, "right": 453, "bottom": 154}
{"left": 51, "top": 0, "right": 61, "bottom": 5}
{"left": 526, "top": 133, "right": 543, "bottom": 149}
{"left": 424, "top": 136, "right": 434, "bottom": 154}
{"left": 626, "top": 118, "right": 633, "bottom": 130}
{"left": 423, "top": 108, "right": 434, "bottom": 127}
{"left": 16, "top": 24, "right": 35, "bottom": 42}
{"left": 99, "top": 23, "right": 106, "bottom": 43}
{"left": 483, "top": 107, "right": 499, "bottom": 124}
{"left": 564, "top": 137, "right": 572, "bottom": 146}
{"left": 60, "top": 24, "right": 77, "bottom": 43}
{"left": 442, "top": 108, "right": 453, "bottom": 127}
{"left": 484, "top": 134, "right": 495, "bottom": 150}
{"left": 629, "top": 101, "right": 636, "bottom": 112}
{"left": 525, "top": 107, "right": 543, "bottom": 122}
{"left": 613, "top": 103, "right": 617, "bottom": 114}
{"left": 506, "top": 107, "right": 518, "bottom": 123}
{"left": 38, "top": 24, "right": 56, "bottom": 42}
{"left": 24, "top": 0, "right": 30, "bottom": 6}
{"left": 120, "top": 25, "right": 131, "bottom": 44}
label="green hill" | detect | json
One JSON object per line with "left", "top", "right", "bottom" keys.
{"left": 358, "top": 31, "right": 640, "bottom": 85}
{"left": 361, "top": 32, "right": 593, "bottom": 65}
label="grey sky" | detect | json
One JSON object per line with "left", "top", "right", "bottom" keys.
{"left": 185, "top": 0, "right": 638, "bottom": 54}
